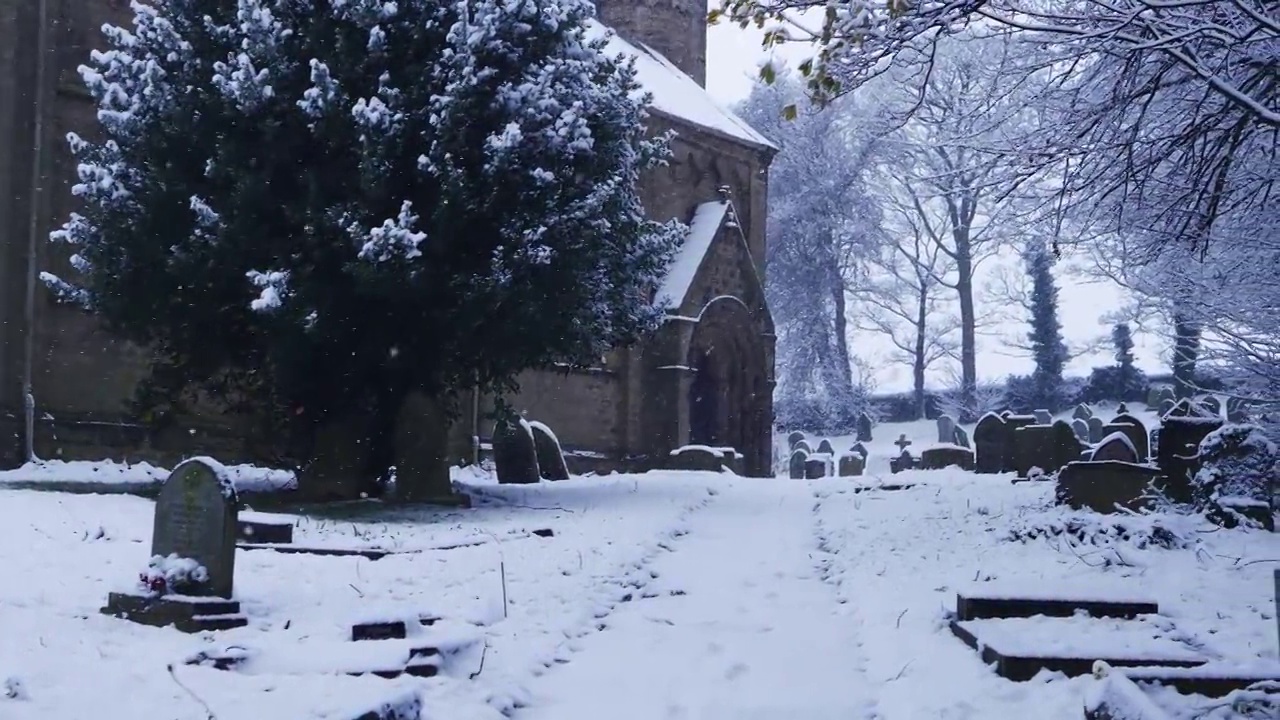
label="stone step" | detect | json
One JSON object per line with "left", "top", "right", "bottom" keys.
{"left": 950, "top": 618, "right": 1205, "bottom": 682}
{"left": 351, "top": 615, "right": 440, "bottom": 642}
{"left": 956, "top": 591, "right": 1159, "bottom": 621}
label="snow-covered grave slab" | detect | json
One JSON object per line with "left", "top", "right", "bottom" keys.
{"left": 950, "top": 616, "right": 1206, "bottom": 681}
{"left": 237, "top": 510, "right": 295, "bottom": 544}
{"left": 0, "top": 458, "right": 296, "bottom": 494}
{"left": 237, "top": 523, "right": 556, "bottom": 559}
{"left": 955, "top": 585, "right": 1159, "bottom": 621}
{"left": 189, "top": 619, "right": 483, "bottom": 679}
{"left": 1119, "top": 660, "right": 1280, "bottom": 697}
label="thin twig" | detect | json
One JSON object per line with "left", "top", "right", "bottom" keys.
{"left": 166, "top": 663, "right": 216, "bottom": 720}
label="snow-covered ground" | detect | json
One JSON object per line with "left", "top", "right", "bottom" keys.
{"left": 1, "top": 412, "right": 1276, "bottom": 719}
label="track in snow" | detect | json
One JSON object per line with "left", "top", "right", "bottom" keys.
{"left": 515, "top": 479, "right": 879, "bottom": 720}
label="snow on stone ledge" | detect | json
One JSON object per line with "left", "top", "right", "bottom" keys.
{"left": 0, "top": 459, "right": 296, "bottom": 493}
{"left": 656, "top": 200, "right": 728, "bottom": 308}
{"left": 585, "top": 20, "right": 775, "bottom": 150}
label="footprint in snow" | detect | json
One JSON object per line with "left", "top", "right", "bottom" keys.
{"left": 724, "top": 662, "right": 749, "bottom": 681}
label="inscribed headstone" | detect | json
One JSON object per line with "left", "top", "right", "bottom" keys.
{"left": 151, "top": 459, "right": 238, "bottom": 598}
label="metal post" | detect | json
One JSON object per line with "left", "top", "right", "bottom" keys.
{"left": 23, "top": 0, "right": 52, "bottom": 463}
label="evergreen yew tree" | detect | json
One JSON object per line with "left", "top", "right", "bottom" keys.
{"left": 1112, "top": 323, "right": 1141, "bottom": 399}
{"left": 1025, "top": 241, "right": 1068, "bottom": 410}
{"left": 44, "top": 0, "right": 682, "bottom": 496}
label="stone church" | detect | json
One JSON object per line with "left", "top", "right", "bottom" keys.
{"left": 0, "top": 0, "right": 778, "bottom": 481}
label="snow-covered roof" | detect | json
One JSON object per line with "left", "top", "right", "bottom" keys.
{"left": 656, "top": 200, "right": 730, "bottom": 308}
{"left": 585, "top": 21, "right": 776, "bottom": 151}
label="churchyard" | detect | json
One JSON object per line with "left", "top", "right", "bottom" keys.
{"left": 0, "top": 400, "right": 1277, "bottom": 719}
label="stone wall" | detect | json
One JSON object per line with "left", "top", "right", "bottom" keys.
{"left": 594, "top": 0, "right": 707, "bottom": 86}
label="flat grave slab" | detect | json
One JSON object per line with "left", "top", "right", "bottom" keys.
{"left": 189, "top": 619, "right": 483, "bottom": 680}
{"left": 950, "top": 616, "right": 1205, "bottom": 682}
{"left": 956, "top": 589, "right": 1159, "bottom": 621}
{"left": 1121, "top": 661, "right": 1280, "bottom": 697}
{"left": 237, "top": 510, "right": 295, "bottom": 544}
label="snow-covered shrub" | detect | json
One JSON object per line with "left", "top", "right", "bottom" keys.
{"left": 138, "top": 553, "right": 210, "bottom": 596}
{"left": 1194, "top": 424, "right": 1277, "bottom": 530}
{"left": 1006, "top": 511, "right": 1193, "bottom": 551}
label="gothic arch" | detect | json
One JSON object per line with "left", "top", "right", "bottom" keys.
{"left": 685, "top": 296, "right": 770, "bottom": 476}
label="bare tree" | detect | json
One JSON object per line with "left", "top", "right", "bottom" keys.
{"left": 855, "top": 165, "right": 960, "bottom": 419}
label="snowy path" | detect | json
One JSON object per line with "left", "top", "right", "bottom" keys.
{"left": 516, "top": 480, "right": 878, "bottom": 720}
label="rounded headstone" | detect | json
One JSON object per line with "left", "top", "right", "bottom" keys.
{"left": 493, "top": 419, "right": 541, "bottom": 484}
{"left": 788, "top": 449, "right": 808, "bottom": 480}
{"left": 816, "top": 439, "right": 835, "bottom": 456}
{"left": 151, "top": 458, "right": 238, "bottom": 599}
{"left": 528, "top": 421, "right": 570, "bottom": 481}
{"left": 787, "top": 431, "right": 806, "bottom": 449}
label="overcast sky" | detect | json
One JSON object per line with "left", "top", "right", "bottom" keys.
{"left": 700, "top": 17, "right": 1169, "bottom": 393}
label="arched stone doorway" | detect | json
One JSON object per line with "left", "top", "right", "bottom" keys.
{"left": 686, "top": 297, "right": 770, "bottom": 475}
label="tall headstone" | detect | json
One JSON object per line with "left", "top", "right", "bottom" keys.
{"left": 151, "top": 459, "right": 239, "bottom": 598}
{"left": 1071, "top": 418, "right": 1090, "bottom": 444}
{"left": 856, "top": 413, "right": 873, "bottom": 442}
{"left": 837, "top": 453, "right": 865, "bottom": 477}
{"left": 393, "top": 393, "right": 454, "bottom": 501}
{"left": 1033, "top": 409, "right": 1053, "bottom": 425}
{"left": 528, "top": 421, "right": 571, "bottom": 481}
{"left": 1087, "top": 416, "right": 1106, "bottom": 444}
{"left": 789, "top": 449, "right": 808, "bottom": 480}
{"left": 1002, "top": 415, "right": 1037, "bottom": 473}
{"left": 973, "top": 413, "right": 1007, "bottom": 474}
{"left": 101, "top": 459, "right": 249, "bottom": 633}
{"left": 493, "top": 418, "right": 541, "bottom": 484}
{"left": 936, "top": 415, "right": 956, "bottom": 444}
{"left": 1072, "top": 404, "right": 1092, "bottom": 422}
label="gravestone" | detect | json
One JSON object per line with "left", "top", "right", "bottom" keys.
{"left": 837, "top": 452, "right": 864, "bottom": 477}
{"left": 804, "top": 456, "right": 829, "bottom": 479}
{"left": 953, "top": 426, "right": 971, "bottom": 449}
{"left": 1056, "top": 461, "right": 1161, "bottom": 513}
{"left": 894, "top": 435, "right": 912, "bottom": 453}
{"left": 890, "top": 449, "right": 915, "bottom": 474}
{"left": 1106, "top": 413, "right": 1149, "bottom": 461}
{"left": 920, "top": 446, "right": 974, "bottom": 471}
{"left": 793, "top": 440, "right": 813, "bottom": 455}
{"left": 973, "top": 413, "right": 1007, "bottom": 474}
{"left": 393, "top": 393, "right": 453, "bottom": 501}
{"left": 1092, "top": 432, "right": 1140, "bottom": 464}
{"left": 1050, "top": 420, "right": 1086, "bottom": 470}
{"left": 787, "top": 431, "right": 806, "bottom": 449}
{"left": 101, "top": 459, "right": 248, "bottom": 632}
{"left": 1087, "top": 416, "right": 1106, "bottom": 444}
{"left": 1157, "top": 413, "right": 1223, "bottom": 503}
{"left": 1071, "top": 418, "right": 1089, "bottom": 444}
{"left": 668, "top": 446, "right": 724, "bottom": 472}
{"left": 937, "top": 415, "right": 957, "bottom": 444}
{"left": 816, "top": 439, "right": 835, "bottom": 456}
{"left": 493, "top": 419, "right": 541, "bottom": 484}
{"left": 528, "top": 421, "right": 570, "bottom": 481}
{"left": 856, "top": 413, "right": 873, "bottom": 442}
{"left": 788, "top": 449, "right": 808, "bottom": 479}
{"left": 1002, "top": 416, "right": 1037, "bottom": 473}
{"left": 1012, "top": 425, "right": 1054, "bottom": 478}
{"left": 848, "top": 442, "right": 869, "bottom": 461}
{"left": 151, "top": 459, "right": 238, "bottom": 598}
{"left": 1033, "top": 409, "right": 1053, "bottom": 425}
{"left": 1116, "top": 402, "right": 1130, "bottom": 414}
{"left": 1158, "top": 398, "right": 1176, "bottom": 417}
{"left": 1072, "top": 404, "right": 1092, "bottom": 422}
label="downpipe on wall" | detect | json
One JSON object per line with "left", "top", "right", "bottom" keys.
{"left": 23, "top": 0, "right": 51, "bottom": 463}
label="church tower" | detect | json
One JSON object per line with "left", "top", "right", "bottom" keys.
{"left": 593, "top": 0, "right": 707, "bottom": 87}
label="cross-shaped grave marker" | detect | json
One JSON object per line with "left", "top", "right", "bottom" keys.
{"left": 894, "top": 435, "right": 912, "bottom": 453}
